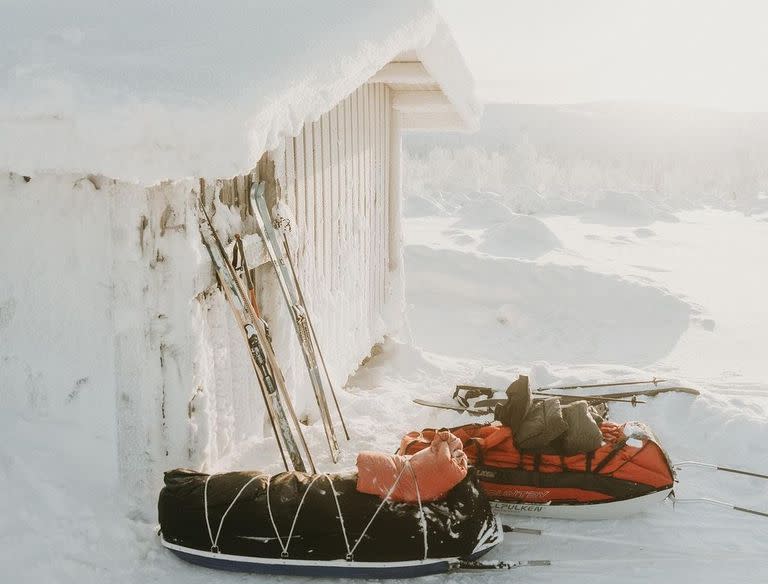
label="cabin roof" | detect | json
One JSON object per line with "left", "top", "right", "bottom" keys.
{"left": 1, "top": 0, "right": 479, "bottom": 185}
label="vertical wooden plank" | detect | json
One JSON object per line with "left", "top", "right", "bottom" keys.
{"left": 381, "top": 84, "right": 387, "bottom": 308}
{"left": 375, "top": 83, "right": 383, "bottom": 315}
{"left": 371, "top": 84, "right": 378, "bottom": 316}
{"left": 322, "top": 112, "right": 332, "bottom": 288}
{"left": 383, "top": 85, "right": 391, "bottom": 302}
{"left": 357, "top": 86, "right": 367, "bottom": 328}
{"left": 339, "top": 97, "right": 348, "bottom": 254}
{"left": 365, "top": 83, "right": 373, "bottom": 328}
{"left": 342, "top": 94, "right": 353, "bottom": 316}
{"left": 330, "top": 103, "right": 340, "bottom": 292}
{"left": 373, "top": 84, "right": 379, "bottom": 320}
{"left": 261, "top": 152, "right": 280, "bottom": 215}
{"left": 284, "top": 138, "right": 295, "bottom": 215}
{"left": 380, "top": 83, "right": 386, "bottom": 314}
{"left": 304, "top": 124, "right": 316, "bottom": 278}
{"left": 294, "top": 133, "right": 306, "bottom": 250}
{"left": 312, "top": 118, "right": 323, "bottom": 278}
{"left": 351, "top": 88, "right": 361, "bottom": 324}
{"left": 238, "top": 174, "right": 245, "bottom": 212}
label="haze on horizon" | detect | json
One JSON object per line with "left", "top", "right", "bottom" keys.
{"left": 438, "top": 0, "right": 768, "bottom": 112}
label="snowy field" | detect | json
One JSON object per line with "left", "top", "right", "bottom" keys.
{"left": 396, "top": 193, "right": 768, "bottom": 582}
{"left": 4, "top": 186, "right": 767, "bottom": 583}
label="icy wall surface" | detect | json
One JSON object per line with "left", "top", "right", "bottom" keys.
{"left": 0, "top": 174, "right": 276, "bottom": 515}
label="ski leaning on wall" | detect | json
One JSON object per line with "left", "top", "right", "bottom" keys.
{"left": 250, "top": 182, "right": 348, "bottom": 463}
{"left": 198, "top": 197, "right": 314, "bottom": 474}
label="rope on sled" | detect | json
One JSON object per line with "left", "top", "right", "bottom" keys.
{"left": 203, "top": 466, "right": 428, "bottom": 562}
{"left": 348, "top": 460, "right": 428, "bottom": 561}
{"left": 203, "top": 474, "right": 263, "bottom": 553}
{"left": 266, "top": 473, "right": 352, "bottom": 559}
{"left": 406, "top": 462, "right": 429, "bottom": 560}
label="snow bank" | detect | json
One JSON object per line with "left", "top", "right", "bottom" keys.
{"left": 455, "top": 192, "right": 515, "bottom": 227}
{"left": 580, "top": 190, "right": 679, "bottom": 226}
{"left": 1, "top": 0, "right": 477, "bottom": 184}
{"left": 478, "top": 214, "right": 562, "bottom": 259}
{"left": 405, "top": 245, "right": 692, "bottom": 366}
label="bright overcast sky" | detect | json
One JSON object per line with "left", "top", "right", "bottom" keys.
{"left": 437, "top": 0, "right": 768, "bottom": 111}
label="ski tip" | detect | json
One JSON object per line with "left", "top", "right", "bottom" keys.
{"left": 249, "top": 180, "right": 266, "bottom": 200}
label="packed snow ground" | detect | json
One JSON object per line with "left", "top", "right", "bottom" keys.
{"left": 4, "top": 186, "right": 767, "bottom": 583}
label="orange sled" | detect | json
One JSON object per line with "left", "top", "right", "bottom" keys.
{"left": 399, "top": 421, "right": 675, "bottom": 520}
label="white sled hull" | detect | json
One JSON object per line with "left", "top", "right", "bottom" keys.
{"left": 491, "top": 488, "right": 672, "bottom": 520}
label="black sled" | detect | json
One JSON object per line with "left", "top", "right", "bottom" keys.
{"left": 158, "top": 467, "right": 502, "bottom": 578}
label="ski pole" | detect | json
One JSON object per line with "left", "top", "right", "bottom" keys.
{"left": 473, "top": 394, "right": 644, "bottom": 408}
{"left": 458, "top": 378, "right": 667, "bottom": 395}
{"left": 673, "top": 461, "right": 768, "bottom": 481}
{"left": 532, "top": 392, "right": 645, "bottom": 404}
{"left": 672, "top": 496, "right": 768, "bottom": 519}
{"left": 452, "top": 559, "right": 551, "bottom": 571}
{"left": 502, "top": 525, "right": 542, "bottom": 535}
{"left": 538, "top": 377, "right": 666, "bottom": 391}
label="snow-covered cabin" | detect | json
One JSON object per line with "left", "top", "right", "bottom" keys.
{"left": 0, "top": 1, "right": 478, "bottom": 510}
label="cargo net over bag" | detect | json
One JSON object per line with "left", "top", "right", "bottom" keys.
{"left": 158, "top": 465, "right": 500, "bottom": 563}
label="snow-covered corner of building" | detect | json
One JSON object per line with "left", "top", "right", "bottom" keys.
{"left": 0, "top": 0, "right": 461, "bottom": 185}
{"left": 417, "top": 19, "right": 483, "bottom": 131}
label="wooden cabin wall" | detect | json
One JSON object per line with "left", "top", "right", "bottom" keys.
{"left": 274, "top": 82, "right": 393, "bottom": 379}
{"left": 210, "top": 83, "right": 393, "bottom": 388}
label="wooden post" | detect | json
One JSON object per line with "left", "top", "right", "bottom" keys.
{"left": 257, "top": 152, "right": 281, "bottom": 211}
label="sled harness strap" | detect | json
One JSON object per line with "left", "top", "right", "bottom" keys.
{"left": 593, "top": 437, "right": 629, "bottom": 474}
{"left": 204, "top": 473, "right": 263, "bottom": 553}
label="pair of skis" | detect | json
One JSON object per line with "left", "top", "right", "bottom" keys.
{"left": 198, "top": 195, "right": 315, "bottom": 473}
{"left": 199, "top": 181, "right": 350, "bottom": 469}
{"left": 250, "top": 182, "right": 349, "bottom": 463}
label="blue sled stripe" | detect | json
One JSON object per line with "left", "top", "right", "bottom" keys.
{"left": 162, "top": 538, "right": 492, "bottom": 579}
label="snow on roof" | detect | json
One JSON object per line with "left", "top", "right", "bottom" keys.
{"left": 0, "top": 0, "right": 478, "bottom": 185}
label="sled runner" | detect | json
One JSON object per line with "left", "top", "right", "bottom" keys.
{"left": 159, "top": 539, "right": 517, "bottom": 578}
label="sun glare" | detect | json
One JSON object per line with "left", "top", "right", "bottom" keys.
{"left": 439, "top": 0, "right": 768, "bottom": 111}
